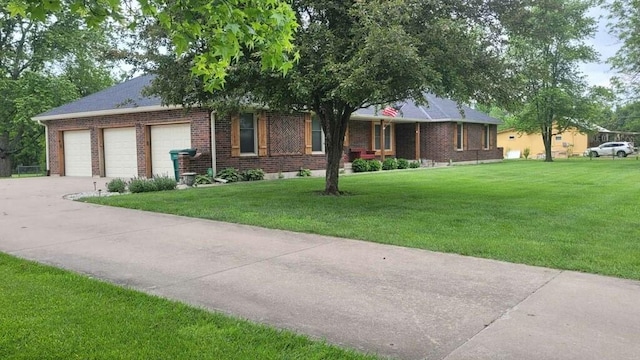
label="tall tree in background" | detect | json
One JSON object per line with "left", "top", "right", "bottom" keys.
{"left": 608, "top": 0, "right": 640, "bottom": 100}
{"left": 147, "top": 0, "right": 521, "bottom": 195}
{"left": 0, "top": 3, "right": 115, "bottom": 176}
{"left": 506, "top": 0, "right": 598, "bottom": 162}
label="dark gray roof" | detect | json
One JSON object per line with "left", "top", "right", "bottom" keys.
{"left": 354, "top": 93, "right": 501, "bottom": 124}
{"left": 35, "top": 74, "right": 499, "bottom": 124}
{"left": 35, "top": 74, "right": 161, "bottom": 118}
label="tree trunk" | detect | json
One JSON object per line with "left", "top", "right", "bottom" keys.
{"left": 0, "top": 132, "right": 12, "bottom": 177}
{"left": 322, "top": 109, "right": 350, "bottom": 195}
{"left": 542, "top": 126, "right": 553, "bottom": 162}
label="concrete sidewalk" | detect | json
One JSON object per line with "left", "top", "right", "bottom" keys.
{"left": 1, "top": 177, "right": 639, "bottom": 359}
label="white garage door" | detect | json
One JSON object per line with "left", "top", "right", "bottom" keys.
{"left": 104, "top": 127, "right": 138, "bottom": 178}
{"left": 151, "top": 123, "right": 191, "bottom": 177}
{"left": 63, "top": 130, "right": 92, "bottom": 177}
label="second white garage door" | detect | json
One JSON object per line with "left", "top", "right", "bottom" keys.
{"left": 63, "top": 130, "right": 92, "bottom": 177}
{"left": 104, "top": 127, "right": 138, "bottom": 178}
{"left": 150, "top": 123, "right": 191, "bottom": 177}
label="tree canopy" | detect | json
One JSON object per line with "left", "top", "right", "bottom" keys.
{"left": 0, "top": 2, "right": 116, "bottom": 176}
{"left": 608, "top": 0, "right": 640, "bottom": 100}
{"left": 506, "top": 0, "right": 599, "bottom": 161}
{"left": 147, "top": 0, "right": 522, "bottom": 194}
{"left": 6, "top": 0, "right": 298, "bottom": 90}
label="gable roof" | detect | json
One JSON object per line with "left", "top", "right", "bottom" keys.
{"left": 34, "top": 75, "right": 500, "bottom": 125}
{"left": 353, "top": 94, "right": 501, "bottom": 124}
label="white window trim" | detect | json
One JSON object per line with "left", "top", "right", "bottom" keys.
{"left": 483, "top": 124, "right": 490, "bottom": 150}
{"left": 240, "top": 112, "right": 258, "bottom": 156}
{"left": 456, "top": 123, "right": 464, "bottom": 151}
{"left": 373, "top": 123, "right": 393, "bottom": 151}
{"left": 311, "top": 116, "right": 325, "bottom": 154}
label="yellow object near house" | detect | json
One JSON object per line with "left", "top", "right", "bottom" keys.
{"left": 497, "top": 127, "right": 589, "bottom": 159}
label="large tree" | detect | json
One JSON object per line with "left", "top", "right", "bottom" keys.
{"left": 608, "top": 0, "right": 640, "bottom": 99}
{"left": 506, "top": 0, "right": 599, "bottom": 161}
{"left": 147, "top": 0, "right": 521, "bottom": 194}
{"left": 6, "top": 0, "right": 298, "bottom": 91}
{"left": 0, "top": 3, "right": 115, "bottom": 176}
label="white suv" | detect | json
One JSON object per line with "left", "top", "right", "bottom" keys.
{"left": 584, "top": 142, "right": 634, "bottom": 158}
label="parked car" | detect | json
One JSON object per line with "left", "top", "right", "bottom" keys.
{"left": 584, "top": 142, "right": 635, "bottom": 157}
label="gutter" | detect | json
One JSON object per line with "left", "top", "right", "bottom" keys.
{"left": 36, "top": 120, "right": 49, "bottom": 174}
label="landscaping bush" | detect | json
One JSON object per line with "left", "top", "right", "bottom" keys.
{"left": 397, "top": 158, "right": 409, "bottom": 169}
{"left": 194, "top": 174, "right": 213, "bottom": 185}
{"left": 381, "top": 158, "right": 398, "bottom": 170}
{"left": 216, "top": 167, "right": 242, "bottom": 182}
{"left": 128, "top": 178, "right": 158, "bottom": 193}
{"left": 409, "top": 160, "right": 420, "bottom": 168}
{"left": 153, "top": 175, "right": 177, "bottom": 191}
{"left": 367, "top": 160, "right": 382, "bottom": 171}
{"left": 242, "top": 168, "right": 265, "bottom": 181}
{"left": 351, "top": 158, "right": 368, "bottom": 173}
{"left": 297, "top": 168, "right": 312, "bottom": 177}
{"left": 106, "top": 178, "right": 127, "bottom": 193}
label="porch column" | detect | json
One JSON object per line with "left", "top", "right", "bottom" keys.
{"left": 380, "top": 119, "right": 385, "bottom": 161}
{"left": 415, "top": 122, "right": 420, "bottom": 160}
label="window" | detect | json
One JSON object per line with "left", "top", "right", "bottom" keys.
{"left": 374, "top": 123, "right": 392, "bottom": 150}
{"left": 508, "top": 135, "right": 515, "bottom": 140}
{"left": 240, "top": 112, "right": 257, "bottom": 154}
{"left": 483, "top": 124, "right": 490, "bottom": 149}
{"left": 456, "top": 123, "right": 464, "bottom": 150}
{"left": 555, "top": 135, "right": 562, "bottom": 141}
{"left": 311, "top": 116, "right": 324, "bottom": 153}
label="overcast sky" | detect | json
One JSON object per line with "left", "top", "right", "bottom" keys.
{"left": 579, "top": 5, "right": 622, "bottom": 87}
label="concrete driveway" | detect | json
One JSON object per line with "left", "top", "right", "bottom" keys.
{"left": 1, "top": 176, "right": 639, "bottom": 360}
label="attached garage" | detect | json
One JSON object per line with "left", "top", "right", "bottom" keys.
{"left": 150, "top": 123, "right": 191, "bottom": 177}
{"left": 103, "top": 127, "right": 138, "bottom": 178}
{"left": 63, "top": 130, "right": 92, "bottom": 177}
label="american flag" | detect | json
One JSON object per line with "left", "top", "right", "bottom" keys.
{"left": 381, "top": 106, "right": 399, "bottom": 117}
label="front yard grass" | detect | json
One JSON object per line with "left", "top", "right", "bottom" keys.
{"left": 0, "top": 253, "right": 376, "bottom": 359}
{"left": 85, "top": 159, "right": 640, "bottom": 280}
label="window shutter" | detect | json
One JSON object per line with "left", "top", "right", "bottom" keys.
{"left": 463, "top": 123, "right": 468, "bottom": 150}
{"left": 304, "top": 113, "right": 312, "bottom": 154}
{"left": 258, "top": 111, "right": 268, "bottom": 156}
{"left": 231, "top": 114, "right": 240, "bottom": 157}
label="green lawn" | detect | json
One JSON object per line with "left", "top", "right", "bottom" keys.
{"left": 0, "top": 253, "right": 377, "bottom": 359}
{"left": 86, "top": 159, "right": 640, "bottom": 280}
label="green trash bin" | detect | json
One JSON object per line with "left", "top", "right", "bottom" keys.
{"left": 169, "top": 148, "right": 197, "bottom": 181}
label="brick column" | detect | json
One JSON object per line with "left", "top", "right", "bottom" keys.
{"left": 178, "top": 153, "right": 191, "bottom": 176}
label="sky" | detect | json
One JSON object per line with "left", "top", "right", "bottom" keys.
{"left": 579, "top": 5, "right": 622, "bottom": 87}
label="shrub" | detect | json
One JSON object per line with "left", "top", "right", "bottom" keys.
{"left": 367, "top": 160, "right": 382, "bottom": 171}
{"left": 106, "top": 178, "right": 127, "bottom": 193}
{"left": 195, "top": 174, "right": 213, "bottom": 185}
{"left": 523, "top": 147, "right": 531, "bottom": 159}
{"left": 153, "top": 175, "right": 177, "bottom": 191}
{"left": 297, "top": 168, "right": 312, "bottom": 177}
{"left": 381, "top": 158, "right": 398, "bottom": 170}
{"left": 128, "top": 178, "right": 158, "bottom": 193}
{"left": 216, "top": 167, "right": 242, "bottom": 182}
{"left": 352, "top": 158, "right": 368, "bottom": 173}
{"left": 409, "top": 160, "right": 420, "bottom": 168}
{"left": 397, "top": 158, "right": 409, "bottom": 169}
{"left": 242, "top": 168, "right": 265, "bottom": 181}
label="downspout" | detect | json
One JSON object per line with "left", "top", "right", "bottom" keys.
{"left": 210, "top": 111, "right": 216, "bottom": 176}
{"left": 37, "top": 120, "right": 50, "bottom": 175}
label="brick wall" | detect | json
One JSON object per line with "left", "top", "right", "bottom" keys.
{"left": 422, "top": 122, "right": 503, "bottom": 162}
{"left": 215, "top": 112, "right": 327, "bottom": 174}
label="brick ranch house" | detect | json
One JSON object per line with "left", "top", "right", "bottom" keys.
{"left": 32, "top": 75, "right": 503, "bottom": 178}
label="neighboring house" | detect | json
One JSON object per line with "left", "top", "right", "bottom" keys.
{"left": 498, "top": 125, "right": 639, "bottom": 159}
{"left": 32, "top": 75, "right": 503, "bottom": 178}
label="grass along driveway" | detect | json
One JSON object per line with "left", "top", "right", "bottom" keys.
{"left": 0, "top": 253, "right": 377, "bottom": 359}
{"left": 86, "top": 159, "right": 640, "bottom": 280}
